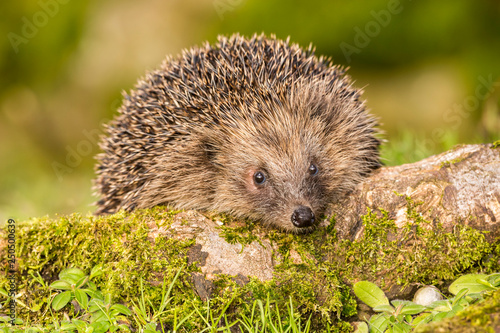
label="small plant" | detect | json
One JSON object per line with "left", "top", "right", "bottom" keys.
{"left": 236, "top": 295, "right": 312, "bottom": 333}
{"left": 353, "top": 272, "right": 500, "bottom": 332}
{"left": 448, "top": 273, "right": 499, "bottom": 295}
{"left": 49, "top": 265, "right": 132, "bottom": 332}
{"left": 131, "top": 265, "right": 194, "bottom": 332}
{"left": 193, "top": 295, "right": 237, "bottom": 333}
{"left": 49, "top": 266, "right": 103, "bottom": 311}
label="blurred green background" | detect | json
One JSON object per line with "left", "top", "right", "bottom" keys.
{"left": 1, "top": 0, "right": 499, "bottom": 222}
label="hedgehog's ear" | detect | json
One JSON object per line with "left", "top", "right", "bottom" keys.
{"left": 203, "top": 141, "right": 217, "bottom": 162}
{"left": 199, "top": 137, "right": 220, "bottom": 167}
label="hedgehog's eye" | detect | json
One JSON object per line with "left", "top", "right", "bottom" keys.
{"left": 308, "top": 164, "right": 319, "bottom": 176}
{"left": 253, "top": 171, "right": 266, "bottom": 185}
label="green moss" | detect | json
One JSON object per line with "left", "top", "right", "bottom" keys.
{"left": 1, "top": 196, "right": 498, "bottom": 331}
{"left": 1, "top": 207, "right": 202, "bottom": 329}
{"left": 212, "top": 213, "right": 260, "bottom": 248}
{"left": 210, "top": 215, "right": 357, "bottom": 331}
{"left": 440, "top": 156, "right": 465, "bottom": 168}
{"left": 324, "top": 195, "right": 498, "bottom": 290}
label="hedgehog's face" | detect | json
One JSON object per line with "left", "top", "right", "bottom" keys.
{"left": 211, "top": 120, "right": 341, "bottom": 232}
{"left": 239, "top": 158, "right": 326, "bottom": 232}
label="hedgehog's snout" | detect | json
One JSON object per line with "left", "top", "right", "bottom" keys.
{"left": 291, "top": 205, "right": 315, "bottom": 228}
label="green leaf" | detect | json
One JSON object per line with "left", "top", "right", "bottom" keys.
{"left": 90, "top": 321, "right": 110, "bottom": 333}
{"left": 52, "top": 291, "right": 72, "bottom": 311}
{"left": 412, "top": 313, "right": 432, "bottom": 327}
{"left": 83, "top": 288, "right": 103, "bottom": 300}
{"left": 399, "top": 304, "right": 426, "bottom": 315}
{"left": 354, "top": 322, "right": 369, "bottom": 333}
{"left": 75, "top": 275, "right": 89, "bottom": 289}
{"left": 50, "top": 280, "right": 72, "bottom": 290}
{"left": 88, "top": 299, "right": 105, "bottom": 313}
{"left": 60, "top": 267, "right": 86, "bottom": 284}
{"left": 30, "top": 300, "right": 44, "bottom": 312}
{"left": 487, "top": 273, "right": 500, "bottom": 286}
{"left": 428, "top": 300, "right": 448, "bottom": 308}
{"left": 90, "top": 264, "right": 104, "bottom": 279}
{"left": 75, "top": 289, "right": 89, "bottom": 310}
{"left": 454, "top": 296, "right": 470, "bottom": 309}
{"left": 91, "top": 310, "right": 108, "bottom": 323}
{"left": 353, "top": 281, "right": 389, "bottom": 308}
{"left": 117, "top": 324, "right": 132, "bottom": 331}
{"left": 368, "top": 313, "right": 388, "bottom": 333}
{"left": 60, "top": 321, "right": 77, "bottom": 331}
{"left": 110, "top": 304, "right": 132, "bottom": 316}
{"left": 391, "top": 300, "right": 412, "bottom": 307}
{"left": 477, "top": 278, "right": 496, "bottom": 289}
{"left": 449, "top": 274, "right": 493, "bottom": 295}
{"left": 432, "top": 311, "right": 448, "bottom": 322}
{"left": 451, "top": 288, "right": 469, "bottom": 306}
{"left": 144, "top": 322, "right": 159, "bottom": 333}
{"left": 450, "top": 303, "right": 464, "bottom": 314}
{"left": 373, "top": 304, "right": 395, "bottom": 313}
{"left": 72, "top": 319, "right": 88, "bottom": 330}
{"left": 432, "top": 301, "right": 453, "bottom": 313}
{"left": 391, "top": 322, "right": 412, "bottom": 333}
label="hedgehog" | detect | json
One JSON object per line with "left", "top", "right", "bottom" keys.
{"left": 94, "top": 33, "right": 381, "bottom": 232}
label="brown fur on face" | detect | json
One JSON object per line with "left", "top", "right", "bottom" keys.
{"left": 94, "top": 34, "right": 381, "bottom": 232}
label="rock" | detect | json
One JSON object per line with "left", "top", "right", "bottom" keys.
{"left": 413, "top": 285, "right": 443, "bottom": 306}
{"left": 148, "top": 210, "right": 275, "bottom": 290}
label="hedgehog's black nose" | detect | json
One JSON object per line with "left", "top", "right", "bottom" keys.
{"left": 291, "top": 206, "right": 315, "bottom": 228}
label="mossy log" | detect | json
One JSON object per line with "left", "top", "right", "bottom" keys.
{"left": 1, "top": 144, "right": 499, "bottom": 331}
{"left": 171, "top": 144, "right": 500, "bottom": 287}
{"left": 332, "top": 143, "right": 500, "bottom": 242}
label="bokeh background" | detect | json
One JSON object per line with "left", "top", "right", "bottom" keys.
{"left": 1, "top": 0, "right": 499, "bottom": 222}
